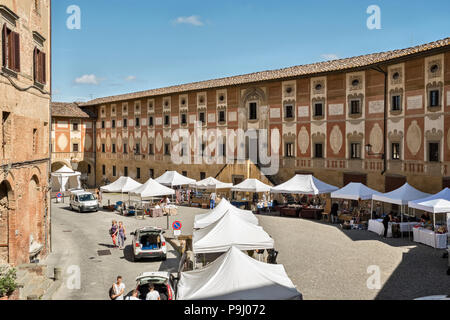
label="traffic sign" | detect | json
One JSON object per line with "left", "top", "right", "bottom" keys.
{"left": 56, "top": 192, "right": 62, "bottom": 199}
{"left": 172, "top": 221, "right": 182, "bottom": 231}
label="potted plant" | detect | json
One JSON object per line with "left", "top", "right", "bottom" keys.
{"left": 0, "top": 265, "right": 18, "bottom": 300}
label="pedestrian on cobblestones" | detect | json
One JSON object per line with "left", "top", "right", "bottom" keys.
{"left": 118, "top": 221, "right": 126, "bottom": 249}
{"left": 110, "top": 220, "right": 118, "bottom": 248}
{"left": 111, "top": 276, "right": 125, "bottom": 300}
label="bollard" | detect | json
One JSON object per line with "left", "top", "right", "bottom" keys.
{"left": 54, "top": 267, "right": 62, "bottom": 281}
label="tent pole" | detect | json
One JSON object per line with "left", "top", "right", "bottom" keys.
{"left": 370, "top": 199, "right": 374, "bottom": 220}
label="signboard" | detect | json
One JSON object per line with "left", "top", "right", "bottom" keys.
{"left": 172, "top": 221, "right": 182, "bottom": 231}
{"left": 56, "top": 192, "right": 63, "bottom": 199}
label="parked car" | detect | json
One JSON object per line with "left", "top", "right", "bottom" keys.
{"left": 130, "top": 227, "right": 167, "bottom": 262}
{"left": 133, "top": 272, "right": 177, "bottom": 300}
{"left": 69, "top": 191, "right": 99, "bottom": 212}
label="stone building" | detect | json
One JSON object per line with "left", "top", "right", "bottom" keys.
{"left": 51, "top": 102, "right": 96, "bottom": 188}
{"left": 77, "top": 38, "right": 450, "bottom": 195}
{"left": 0, "top": 0, "right": 51, "bottom": 266}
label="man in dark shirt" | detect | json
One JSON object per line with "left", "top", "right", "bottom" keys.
{"left": 382, "top": 213, "right": 393, "bottom": 238}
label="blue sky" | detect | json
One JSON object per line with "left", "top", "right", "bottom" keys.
{"left": 52, "top": 0, "right": 450, "bottom": 102}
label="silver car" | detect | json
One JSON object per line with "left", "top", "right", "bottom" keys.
{"left": 130, "top": 227, "right": 167, "bottom": 262}
{"left": 69, "top": 191, "right": 99, "bottom": 212}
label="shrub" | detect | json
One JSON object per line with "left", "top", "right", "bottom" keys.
{"left": 0, "top": 265, "right": 17, "bottom": 297}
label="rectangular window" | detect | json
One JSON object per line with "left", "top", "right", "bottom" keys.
{"left": 391, "top": 143, "right": 400, "bottom": 160}
{"left": 135, "top": 118, "right": 140, "bottom": 127}
{"left": 123, "top": 118, "right": 128, "bottom": 128}
{"left": 33, "top": 128, "right": 38, "bottom": 154}
{"left": 112, "top": 144, "right": 116, "bottom": 153}
{"left": 350, "top": 100, "right": 361, "bottom": 115}
{"left": 136, "top": 168, "right": 141, "bottom": 179}
{"left": 149, "top": 169, "right": 154, "bottom": 179}
{"left": 88, "top": 164, "right": 91, "bottom": 175}
{"left": 123, "top": 143, "right": 128, "bottom": 154}
{"left": 101, "top": 121, "right": 105, "bottom": 129}
{"left": 181, "top": 113, "right": 187, "bottom": 125}
{"left": 429, "top": 90, "right": 440, "bottom": 107}
{"left": 218, "top": 110, "right": 226, "bottom": 123}
{"left": 164, "top": 115, "right": 170, "bottom": 126}
{"left": 314, "top": 143, "right": 323, "bottom": 158}
{"left": 73, "top": 143, "right": 79, "bottom": 152}
{"left": 124, "top": 167, "right": 128, "bottom": 177}
{"left": 219, "top": 142, "right": 226, "bottom": 157}
{"left": 200, "top": 172, "right": 206, "bottom": 180}
{"left": 135, "top": 143, "right": 140, "bottom": 154}
{"left": 350, "top": 143, "right": 361, "bottom": 159}
{"left": 249, "top": 102, "right": 257, "bottom": 120}
{"left": 429, "top": 142, "right": 439, "bottom": 162}
{"left": 72, "top": 122, "right": 79, "bottom": 131}
{"left": 102, "top": 165, "right": 106, "bottom": 175}
{"left": 199, "top": 112, "right": 206, "bottom": 125}
{"left": 148, "top": 144, "right": 154, "bottom": 155}
{"left": 102, "top": 144, "right": 105, "bottom": 153}
{"left": 285, "top": 105, "right": 294, "bottom": 119}
{"left": 285, "top": 143, "right": 294, "bottom": 157}
{"left": 392, "top": 95, "right": 401, "bottom": 111}
{"left": 314, "top": 103, "right": 323, "bottom": 117}
{"left": 182, "top": 171, "right": 187, "bottom": 177}
{"left": 164, "top": 143, "right": 170, "bottom": 155}
{"left": 112, "top": 166, "right": 116, "bottom": 177}
{"left": 111, "top": 119, "right": 116, "bottom": 128}
{"left": 33, "top": 47, "right": 46, "bottom": 84}
{"left": 2, "top": 24, "right": 20, "bottom": 72}
{"left": 149, "top": 116, "right": 153, "bottom": 127}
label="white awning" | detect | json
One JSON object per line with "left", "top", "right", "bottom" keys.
{"left": 372, "top": 183, "right": 431, "bottom": 205}
{"left": 51, "top": 165, "right": 82, "bottom": 192}
{"left": 271, "top": 174, "right": 338, "bottom": 195}
{"left": 177, "top": 246, "right": 302, "bottom": 300}
{"left": 231, "top": 178, "right": 272, "bottom": 193}
{"left": 129, "top": 178, "right": 175, "bottom": 199}
{"left": 191, "top": 177, "right": 233, "bottom": 190}
{"left": 100, "top": 176, "right": 142, "bottom": 193}
{"left": 331, "top": 183, "right": 382, "bottom": 201}
{"left": 193, "top": 212, "right": 274, "bottom": 254}
{"left": 408, "top": 188, "right": 450, "bottom": 214}
{"left": 194, "top": 199, "right": 259, "bottom": 229}
{"left": 155, "top": 171, "right": 196, "bottom": 187}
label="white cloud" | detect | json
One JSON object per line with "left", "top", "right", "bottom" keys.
{"left": 320, "top": 54, "right": 340, "bottom": 61}
{"left": 173, "top": 15, "right": 204, "bottom": 26}
{"left": 74, "top": 74, "right": 101, "bottom": 85}
{"left": 125, "top": 75, "right": 136, "bottom": 82}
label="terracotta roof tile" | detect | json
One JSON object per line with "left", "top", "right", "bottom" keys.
{"left": 81, "top": 37, "right": 450, "bottom": 106}
{"left": 51, "top": 102, "right": 93, "bottom": 118}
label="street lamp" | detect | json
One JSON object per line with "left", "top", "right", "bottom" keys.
{"left": 365, "top": 144, "right": 385, "bottom": 159}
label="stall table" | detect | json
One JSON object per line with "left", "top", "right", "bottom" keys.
{"left": 368, "top": 219, "right": 418, "bottom": 238}
{"left": 413, "top": 227, "right": 448, "bottom": 249}
{"left": 300, "top": 207, "right": 323, "bottom": 220}
{"left": 280, "top": 206, "right": 301, "bottom": 217}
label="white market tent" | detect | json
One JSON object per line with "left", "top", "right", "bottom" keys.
{"left": 129, "top": 178, "right": 175, "bottom": 200}
{"left": 51, "top": 165, "right": 81, "bottom": 192}
{"left": 191, "top": 177, "right": 233, "bottom": 190}
{"left": 231, "top": 178, "right": 272, "bottom": 193}
{"left": 372, "top": 183, "right": 431, "bottom": 206}
{"left": 155, "top": 171, "right": 196, "bottom": 187}
{"left": 194, "top": 199, "right": 259, "bottom": 229}
{"left": 331, "top": 183, "right": 383, "bottom": 201}
{"left": 100, "top": 176, "right": 142, "bottom": 193}
{"left": 193, "top": 212, "right": 274, "bottom": 254}
{"left": 409, "top": 188, "right": 450, "bottom": 214}
{"left": 271, "top": 174, "right": 338, "bottom": 195}
{"left": 177, "top": 246, "right": 302, "bottom": 300}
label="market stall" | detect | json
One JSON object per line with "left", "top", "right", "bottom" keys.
{"left": 194, "top": 198, "right": 258, "bottom": 229}
{"left": 51, "top": 165, "right": 82, "bottom": 193}
{"left": 190, "top": 177, "right": 233, "bottom": 208}
{"left": 408, "top": 188, "right": 450, "bottom": 249}
{"left": 129, "top": 178, "right": 176, "bottom": 216}
{"left": 193, "top": 211, "right": 274, "bottom": 254}
{"left": 100, "top": 176, "right": 142, "bottom": 193}
{"left": 231, "top": 178, "right": 272, "bottom": 212}
{"left": 271, "top": 175, "right": 338, "bottom": 219}
{"left": 177, "top": 246, "right": 302, "bottom": 300}
{"left": 155, "top": 171, "right": 196, "bottom": 187}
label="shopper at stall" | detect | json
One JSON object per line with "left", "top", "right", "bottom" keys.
{"left": 420, "top": 212, "right": 431, "bottom": 223}
{"left": 330, "top": 202, "right": 339, "bottom": 224}
{"left": 210, "top": 192, "right": 217, "bottom": 209}
{"left": 382, "top": 213, "right": 393, "bottom": 238}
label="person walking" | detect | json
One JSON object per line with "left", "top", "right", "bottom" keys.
{"left": 111, "top": 276, "right": 125, "bottom": 300}
{"left": 118, "top": 221, "right": 126, "bottom": 250}
{"left": 110, "top": 220, "right": 118, "bottom": 248}
{"left": 97, "top": 188, "right": 102, "bottom": 206}
{"left": 210, "top": 192, "right": 216, "bottom": 209}
{"left": 382, "top": 213, "right": 392, "bottom": 238}
{"left": 330, "top": 202, "right": 339, "bottom": 224}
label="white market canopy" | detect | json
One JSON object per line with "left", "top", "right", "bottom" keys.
{"left": 51, "top": 165, "right": 81, "bottom": 192}
{"left": 231, "top": 178, "right": 272, "bottom": 193}
{"left": 155, "top": 171, "right": 196, "bottom": 187}
{"left": 193, "top": 212, "right": 274, "bottom": 254}
{"left": 177, "top": 246, "right": 302, "bottom": 300}
{"left": 372, "top": 183, "right": 432, "bottom": 206}
{"left": 129, "top": 178, "right": 175, "bottom": 200}
{"left": 331, "top": 183, "right": 383, "bottom": 201}
{"left": 194, "top": 199, "right": 259, "bottom": 229}
{"left": 191, "top": 177, "right": 233, "bottom": 190}
{"left": 408, "top": 188, "right": 450, "bottom": 214}
{"left": 271, "top": 174, "right": 338, "bottom": 195}
{"left": 100, "top": 176, "right": 142, "bottom": 193}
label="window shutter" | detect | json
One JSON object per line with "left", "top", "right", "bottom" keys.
{"left": 41, "top": 52, "right": 46, "bottom": 84}
{"left": 13, "top": 32, "right": 20, "bottom": 72}
{"left": 33, "top": 47, "right": 38, "bottom": 81}
{"left": 2, "top": 24, "right": 6, "bottom": 67}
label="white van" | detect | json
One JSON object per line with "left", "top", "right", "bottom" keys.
{"left": 70, "top": 191, "right": 99, "bottom": 212}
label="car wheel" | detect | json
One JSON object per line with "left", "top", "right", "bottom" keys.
{"left": 161, "top": 254, "right": 167, "bottom": 261}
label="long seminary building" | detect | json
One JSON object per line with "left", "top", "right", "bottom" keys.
{"left": 53, "top": 37, "right": 450, "bottom": 195}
